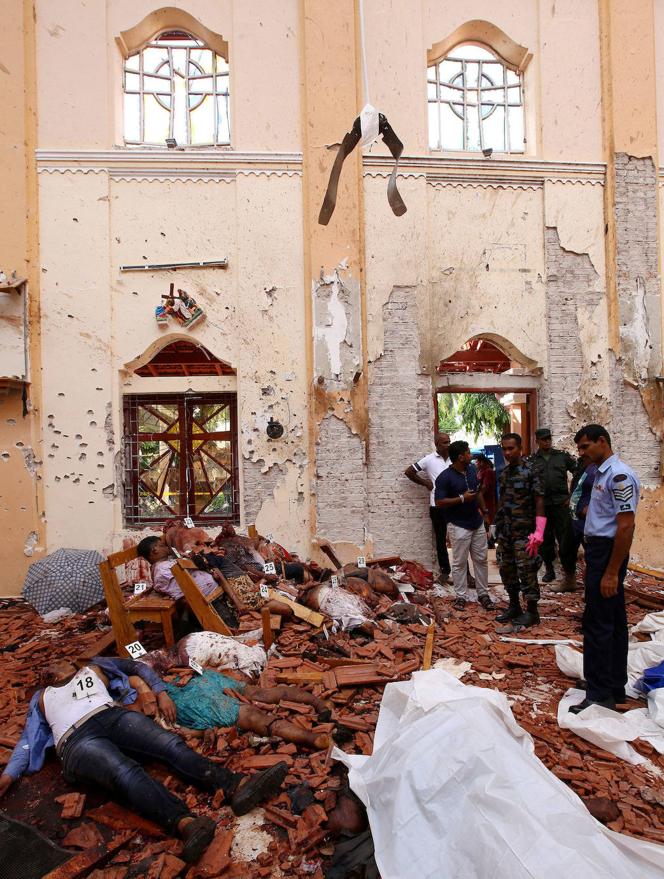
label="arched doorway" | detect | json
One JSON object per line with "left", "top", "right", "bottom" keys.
{"left": 435, "top": 337, "right": 540, "bottom": 455}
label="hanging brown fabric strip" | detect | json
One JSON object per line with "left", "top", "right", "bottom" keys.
{"left": 378, "top": 113, "right": 407, "bottom": 218}
{"left": 318, "top": 114, "right": 407, "bottom": 225}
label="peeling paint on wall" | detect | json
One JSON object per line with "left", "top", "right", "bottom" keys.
{"left": 313, "top": 263, "right": 361, "bottom": 386}
{"left": 24, "top": 530, "right": 38, "bottom": 556}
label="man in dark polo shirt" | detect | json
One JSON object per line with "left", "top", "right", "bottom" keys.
{"left": 528, "top": 428, "right": 577, "bottom": 583}
{"left": 435, "top": 441, "right": 494, "bottom": 612}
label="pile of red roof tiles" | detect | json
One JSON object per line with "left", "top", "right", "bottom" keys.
{"left": 3, "top": 562, "right": 664, "bottom": 877}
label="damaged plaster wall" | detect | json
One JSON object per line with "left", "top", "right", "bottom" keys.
{"left": 367, "top": 288, "right": 434, "bottom": 566}
{"left": 426, "top": 184, "right": 547, "bottom": 369}
{"left": 39, "top": 170, "right": 309, "bottom": 556}
{"left": 313, "top": 265, "right": 362, "bottom": 386}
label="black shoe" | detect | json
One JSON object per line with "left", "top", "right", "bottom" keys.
{"left": 496, "top": 601, "right": 521, "bottom": 623}
{"left": 230, "top": 761, "right": 288, "bottom": 816}
{"left": 541, "top": 564, "right": 556, "bottom": 583}
{"left": 569, "top": 696, "right": 616, "bottom": 714}
{"left": 479, "top": 594, "right": 495, "bottom": 611}
{"left": 181, "top": 816, "right": 217, "bottom": 863}
{"left": 512, "top": 601, "right": 540, "bottom": 628}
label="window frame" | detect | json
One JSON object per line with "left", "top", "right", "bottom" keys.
{"left": 427, "top": 41, "right": 526, "bottom": 155}
{"left": 123, "top": 391, "right": 240, "bottom": 527}
{"left": 122, "top": 29, "right": 231, "bottom": 148}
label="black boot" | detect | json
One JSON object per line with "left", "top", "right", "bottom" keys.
{"left": 541, "top": 563, "right": 556, "bottom": 583}
{"left": 496, "top": 596, "right": 522, "bottom": 622}
{"left": 513, "top": 600, "right": 540, "bottom": 628}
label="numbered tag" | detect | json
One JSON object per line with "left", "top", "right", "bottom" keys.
{"left": 72, "top": 672, "right": 99, "bottom": 700}
{"left": 260, "top": 583, "right": 270, "bottom": 600}
{"left": 133, "top": 581, "right": 148, "bottom": 596}
{"left": 125, "top": 640, "right": 147, "bottom": 659}
{"left": 331, "top": 575, "right": 339, "bottom": 588}
{"left": 189, "top": 658, "right": 203, "bottom": 675}
{"left": 263, "top": 562, "right": 276, "bottom": 575}
{"left": 183, "top": 517, "right": 195, "bottom": 528}
{"left": 357, "top": 556, "right": 367, "bottom": 569}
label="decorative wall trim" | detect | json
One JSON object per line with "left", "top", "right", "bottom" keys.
{"left": 36, "top": 149, "right": 303, "bottom": 179}
{"left": 364, "top": 154, "right": 606, "bottom": 188}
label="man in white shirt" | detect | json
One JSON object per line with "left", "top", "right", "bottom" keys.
{"left": 405, "top": 433, "right": 452, "bottom": 582}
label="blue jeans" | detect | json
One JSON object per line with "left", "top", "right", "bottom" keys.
{"left": 61, "top": 707, "right": 242, "bottom": 832}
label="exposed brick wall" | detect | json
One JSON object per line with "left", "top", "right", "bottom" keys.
{"left": 366, "top": 288, "right": 434, "bottom": 566}
{"left": 242, "top": 458, "right": 286, "bottom": 522}
{"left": 614, "top": 153, "right": 661, "bottom": 380}
{"left": 612, "top": 153, "right": 661, "bottom": 483}
{"left": 543, "top": 227, "right": 603, "bottom": 438}
{"left": 315, "top": 415, "right": 366, "bottom": 544}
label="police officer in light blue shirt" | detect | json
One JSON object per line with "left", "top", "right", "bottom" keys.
{"left": 569, "top": 424, "right": 640, "bottom": 714}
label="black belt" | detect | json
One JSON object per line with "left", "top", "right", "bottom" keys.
{"left": 584, "top": 535, "right": 613, "bottom": 543}
{"left": 56, "top": 704, "right": 113, "bottom": 756}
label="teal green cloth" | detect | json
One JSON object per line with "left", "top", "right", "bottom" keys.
{"left": 165, "top": 670, "right": 246, "bottom": 729}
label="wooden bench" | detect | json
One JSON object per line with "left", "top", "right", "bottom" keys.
{"left": 171, "top": 558, "right": 232, "bottom": 635}
{"left": 98, "top": 546, "right": 177, "bottom": 656}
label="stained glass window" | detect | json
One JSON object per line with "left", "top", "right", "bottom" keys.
{"left": 427, "top": 44, "right": 525, "bottom": 153}
{"left": 123, "top": 393, "right": 239, "bottom": 525}
{"left": 123, "top": 30, "right": 230, "bottom": 147}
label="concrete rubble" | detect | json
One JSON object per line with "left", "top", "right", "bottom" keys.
{"left": 2, "top": 554, "right": 664, "bottom": 877}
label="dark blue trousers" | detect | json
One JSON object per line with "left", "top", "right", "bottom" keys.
{"left": 61, "top": 708, "right": 242, "bottom": 832}
{"left": 582, "top": 537, "right": 629, "bottom": 702}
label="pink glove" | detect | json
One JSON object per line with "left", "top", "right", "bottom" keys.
{"left": 525, "top": 516, "right": 547, "bottom": 558}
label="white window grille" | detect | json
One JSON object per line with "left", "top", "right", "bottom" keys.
{"left": 123, "top": 30, "right": 230, "bottom": 147}
{"left": 427, "top": 44, "right": 524, "bottom": 153}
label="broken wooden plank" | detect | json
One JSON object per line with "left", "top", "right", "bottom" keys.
{"left": 422, "top": 621, "right": 435, "bottom": 671}
{"left": 267, "top": 589, "right": 325, "bottom": 627}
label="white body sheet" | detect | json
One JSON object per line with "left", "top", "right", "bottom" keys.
{"left": 333, "top": 670, "right": 664, "bottom": 879}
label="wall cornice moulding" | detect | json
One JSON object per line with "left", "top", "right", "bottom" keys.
{"left": 364, "top": 154, "right": 606, "bottom": 187}
{"left": 36, "top": 149, "right": 303, "bottom": 179}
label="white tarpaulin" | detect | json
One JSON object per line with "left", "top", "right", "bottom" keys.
{"left": 332, "top": 670, "right": 664, "bottom": 879}
{"left": 558, "top": 688, "right": 664, "bottom": 767}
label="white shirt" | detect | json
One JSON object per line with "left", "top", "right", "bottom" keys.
{"left": 413, "top": 452, "right": 451, "bottom": 506}
{"left": 43, "top": 667, "right": 114, "bottom": 746}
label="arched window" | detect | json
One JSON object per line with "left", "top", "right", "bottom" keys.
{"left": 427, "top": 43, "right": 524, "bottom": 153}
{"left": 123, "top": 29, "right": 230, "bottom": 147}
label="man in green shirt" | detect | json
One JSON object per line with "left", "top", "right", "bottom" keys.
{"left": 528, "top": 428, "right": 577, "bottom": 583}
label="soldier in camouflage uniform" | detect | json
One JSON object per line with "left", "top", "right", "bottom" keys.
{"left": 527, "top": 427, "right": 577, "bottom": 584}
{"left": 494, "top": 433, "right": 546, "bottom": 628}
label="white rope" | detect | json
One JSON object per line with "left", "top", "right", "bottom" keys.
{"left": 358, "top": 0, "right": 371, "bottom": 106}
